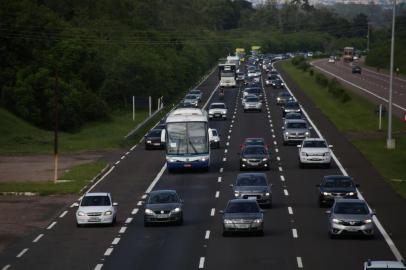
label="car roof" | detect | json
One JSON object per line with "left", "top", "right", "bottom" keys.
{"left": 366, "top": 261, "right": 406, "bottom": 268}
{"left": 210, "top": 102, "right": 226, "bottom": 106}
{"left": 84, "top": 192, "right": 110, "bottom": 197}
{"left": 324, "top": 175, "right": 352, "bottom": 180}
{"left": 237, "top": 172, "right": 267, "bottom": 178}
{"left": 228, "top": 199, "right": 258, "bottom": 204}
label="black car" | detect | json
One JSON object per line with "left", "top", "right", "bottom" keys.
{"left": 276, "top": 91, "right": 294, "bottom": 105}
{"left": 240, "top": 138, "right": 268, "bottom": 151}
{"left": 231, "top": 173, "right": 272, "bottom": 207}
{"left": 144, "top": 190, "right": 183, "bottom": 226}
{"left": 145, "top": 129, "right": 164, "bottom": 149}
{"left": 220, "top": 199, "right": 264, "bottom": 236}
{"left": 352, "top": 65, "right": 362, "bottom": 74}
{"left": 240, "top": 145, "right": 271, "bottom": 170}
{"left": 316, "top": 175, "right": 359, "bottom": 207}
{"left": 271, "top": 78, "right": 284, "bottom": 89}
{"left": 282, "top": 101, "right": 301, "bottom": 116}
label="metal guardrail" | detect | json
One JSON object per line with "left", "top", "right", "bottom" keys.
{"left": 124, "top": 106, "right": 164, "bottom": 139}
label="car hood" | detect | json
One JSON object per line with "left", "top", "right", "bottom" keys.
{"left": 145, "top": 203, "right": 181, "bottom": 211}
{"left": 78, "top": 206, "right": 113, "bottom": 213}
{"left": 241, "top": 154, "right": 267, "bottom": 159}
{"left": 301, "top": 148, "right": 328, "bottom": 153}
{"left": 223, "top": 212, "right": 262, "bottom": 220}
{"left": 331, "top": 213, "right": 371, "bottom": 221}
{"left": 209, "top": 109, "right": 226, "bottom": 113}
{"left": 321, "top": 187, "right": 356, "bottom": 193}
{"left": 234, "top": 186, "right": 270, "bottom": 193}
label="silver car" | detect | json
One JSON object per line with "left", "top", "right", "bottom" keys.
{"left": 231, "top": 173, "right": 272, "bottom": 208}
{"left": 283, "top": 119, "right": 311, "bottom": 145}
{"left": 144, "top": 190, "right": 184, "bottom": 226}
{"left": 183, "top": 94, "right": 199, "bottom": 107}
{"left": 243, "top": 96, "right": 262, "bottom": 112}
{"left": 75, "top": 192, "right": 118, "bottom": 227}
{"left": 210, "top": 128, "right": 220, "bottom": 148}
{"left": 327, "top": 198, "right": 374, "bottom": 238}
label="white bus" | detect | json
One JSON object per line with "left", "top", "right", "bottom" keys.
{"left": 161, "top": 108, "right": 211, "bottom": 172}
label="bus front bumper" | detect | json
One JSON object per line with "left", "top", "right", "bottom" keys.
{"left": 167, "top": 159, "right": 209, "bottom": 169}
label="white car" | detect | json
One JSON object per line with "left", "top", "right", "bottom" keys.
{"left": 328, "top": 57, "right": 335, "bottom": 63}
{"left": 298, "top": 138, "right": 332, "bottom": 167}
{"left": 210, "top": 128, "right": 220, "bottom": 148}
{"left": 75, "top": 192, "right": 118, "bottom": 226}
{"left": 364, "top": 260, "right": 406, "bottom": 270}
{"left": 208, "top": 103, "right": 227, "bottom": 120}
{"left": 243, "top": 96, "right": 262, "bottom": 112}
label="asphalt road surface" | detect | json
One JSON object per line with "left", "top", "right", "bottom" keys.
{"left": 312, "top": 58, "right": 406, "bottom": 119}
{"left": 0, "top": 63, "right": 404, "bottom": 270}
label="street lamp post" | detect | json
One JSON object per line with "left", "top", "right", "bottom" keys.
{"left": 387, "top": 0, "right": 396, "bottom": 149}
{"left": 53, "top": 70, "right": 59, "bottom": 183}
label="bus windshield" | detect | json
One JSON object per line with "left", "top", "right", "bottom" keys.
{"left": 167, "top": 122, "right": 208, "bottom": 155}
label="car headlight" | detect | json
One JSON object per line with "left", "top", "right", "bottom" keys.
{"left": 364, "top": 219, "right": 372, "bottom": 224}
{"left": 348, "top": 192, "right": 355, "bottom": 196}
{"left": 167, "top": 158, "right": 176, "bottom": 163}
{"left": 234, "top": 191, "right": 240, "bottom": 197}
{"left": 214, "top": 139, "right": 219, "bottom": 142}
{"left": 147, "top": 140, "right": 151, "bottom": 143}
{"left": 262, "top": 158, "right": 268, "bottom": 161}
{"left": 253, "top": 219, "right": 262, "bottom": 223}
{"left": 221, "top": 111, "right": 226, "bottom": 115}
{"left": 77, "top": 211, "right": 85, "bottom": 216}
{"left": 201, "top": 157, "right": 207, "bottom": 162}
{"left": 145, "top": 209, "right": 154, "bottom": 215}
{"left": 242, "top": 158, "right": 247, "bottom": 162}
{"left": 224, "top": 219, "right": 233, "bottom": 224}
{"left": 332, "top": 218, "right": 342, "bottom": 224}
{"left": 285, "top": 132, "right": 289, "bottom": 135}
{"left": 277, "top": 97, "right": 281, "bottom": 101}
{"left": 172, "top": 207, "right": 181, "bottom": 213}
{"left": 104, "top": 210, "right": 113, "bottom": 216}
{"left": 323, "top": 192, "right": 331, "bottom": 196}
{"left": 265, "top": 192, "right": 270, "bottom": 196}
{"left": 301, "top": 152, "right": 307, "bottom": 157}
{"left": 324, "top": 152, "right": 330, "bottom": 156}
{"left": 305, "top": 132, "right": 310, "bottom": 136}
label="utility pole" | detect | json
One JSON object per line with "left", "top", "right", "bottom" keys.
{"left": 53, "top": 69, "right": 59, "bottom": 183}
{"left": 367, "top": 23, "right": 370, "bottom": 52}
{"left": 387, "top": 0, "right": 396, "bottom": 149}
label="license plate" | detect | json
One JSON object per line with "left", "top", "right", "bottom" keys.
{"left": 156, "top": 214, "right": 169, "bottom": 219}
{"left": 215, "top": 114, "right": 220, "bottom": 117}
{"left": 248, "top": 196, "right": 257, "bottom": 200}
{"left": 153, "top": 143, "right": 161, "bottom": 146}
{"left": 238, "top": 224, "right": 250, "bottom": 229}
{"left": 88, "top": 218, "right": 101, "bottom": 222}
{"left": 346, "top": 227, "right": 358, "bottom": 232}
{"left": 311, "top": 158, "right": 321, "bottom": 161}
{"left": 184, "top": 164, "right": 192, "bottom": 168}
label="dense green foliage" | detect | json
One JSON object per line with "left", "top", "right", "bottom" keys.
{"left": 0, "top": 0, "right": 370, "bottom": 131}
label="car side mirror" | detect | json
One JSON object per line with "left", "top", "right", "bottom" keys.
{"left": 72, "top": 202, "right": 79, "bottom": 207}
{"left": 297, "top": 144, "right": 301, "bottom": 148}
{"left": 325, "top": 210, "right": 331, "bottom": 214}
{"left": 180, "top": 199, "right": 184, "bottom": 204}
{"left": 113, "top": 202, "right": 118, "bottom": 206}
{"left": 372, "top": 210, "right": 376, "bottom": 216}
{"left": 229, "top": 184, "right": 234, "bottom": 188}
{"left": 260, "top": 209, "right": 266, "bottom": 213}
{"left": 309, "top": 126, "right": 313, "bottom": 130}
{"left": 328, "top": 145, "right": 333, "bottom": 148}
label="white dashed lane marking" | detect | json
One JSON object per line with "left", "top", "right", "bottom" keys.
{"left": 210, "top": 208, "right": 216, "bottom": 216}
{"left": 104, "top": 248, "right": 114, "bottom": 256}
{"left": 16, "top": 248, "right": 28, "bottom": 258}
{"left": 284, "top": 189, "right": 289, "bottom": 196}
{"left": 292, "top": 229, "right": 298, "bottom": 238}
{"left": 131, "top": 208, "right": 139, "bottom": 215}
{"left": 220, "top": 168, "right": 223, "bottom": 173}
{"left": 2, "top": 265, "right": 11, "bottom": 270}
{"left": 112, "top": 237, "right": 120, "bottom": 245}
{"left": 288, "top": 206, "right": 293, "bottom": 215}
{"left": 120, "top": 156, "right": 125, "bottom": 160}
{"left": 137, "top": 201, "right": 143, "bottom": 206}
{"left": 218, "top": 177, "right": 222, "bottom": 183}
{"left": 125, "top": 217, "right": 133, "bottom": 224}
{"left": 215, "top": 191, "right": 220, "bottom": 198}
{"left": 278, "top": 166, "right": 283, "bottom": 172}
{"left": 33, "top": 234, "right": 44, "bottom": 243}
{"left": 199, "top": 257, "right": 205, "bottom": 269}
{"left": 94, "top": 264, "right": 103, "bottom": 270}
{"left": 47, "top": 221, "right": 57, "bottom": 230}
{"left": 119, "top": 227, "right": 127, "bottom": 234}
{"left": 59, "top": 210, "right": 68, "bottom": 218}
{"left": 276, "top": 156, "right": 280, "bottom": 161}
{"left": 297, "top": 257, "right": 304, "bottom": 268}
{"left": 222, "top": 157, "right": 227, "bottom": 162}
{"left": 205, "top": 230, "right": 210, "bottom": 240}
{"left": 280, "top": 175, "right": 285, "bottom": 181}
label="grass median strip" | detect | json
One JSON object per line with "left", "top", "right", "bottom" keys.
{"left": 279, "top": 60, "right": 406, "bottom": 198}
{"left": 0, "top": 161, "right": 107, "bottom": 195}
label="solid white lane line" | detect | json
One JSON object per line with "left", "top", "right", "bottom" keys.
{"left": 205, "top": 230, "right": 210, "bottom": 240}
{"left": 47, "top": 221, "right": 57, "bottom": 230}
{"left": 292, "top": 229, "right": 298, "bottom": 238}
{"left": 59, "top": 210, "right": 68, "bottom": 218}
{"left": 125, "top": 217, "right": 133, "bottom": 224}
{"left": 119, "top": 227, "right": 127, "bottom": 234}
{"left": 131, "top": 208, "right": 139, "bottom": 215}
{"left": 120, "top": 156, "right": 125, "bottom": 160}
{"left": 104, "top": 248, "right": 113, "bottom": 256}
{"left": 297, "top": 257, "right": 303, "bottom": 268}
{"left": 145, "top": 164, "right": 167, "bottom": 194}
{"left": 16, "top": 248, "right": 28, "bottom": 258}
{"left": 218, "top": 177, "right": 222, "bottom": 183}
{"left": 112, "top": 237, "right": 120, "bottom": 245}
{"left": 33, "top": 234, "right": 44, "bottom": 243}
{"left": 199, "top": 257, "right": 205, "bottom": 269}
{"left": 278, "top": 166, "right": 283, "bottom": 172}
{"left": 130, "top": 145, "right": 137, "bottom": 151}
{"left": 115, "top": 160, "right": 120, "bottom": 165}
{"left": 94, "top": 264, "right": 103, "bottom": 270}
{"left": 276, "top": 156, "right": 280, "bottom": 161}
{"left": 288, "top": 206, "right": 293, "bottom": 215}
{"left": 280, "top": 175, "right": 285, "bottom": 181}
{"left": 215, "top": 191, "right": 220, "bottom": 198}
{"left": 220, "top": 168, "right": 223, "bottom": 173}
{"left": 210, "top": 208, "right": 215, "bottom": 216}
{"left": 87, "top": 165, "right": 115, "bottom": 192}
{"left": 2, "top": 265, "right": 11, "bottom": 270}
{"left": 284, "top": 189, "right": 289, "bottom": 196}
{"left": 137, "top": 201, "right": 143, "bottom": 206}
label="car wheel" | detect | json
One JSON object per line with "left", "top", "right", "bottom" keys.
{"left": 222, "top": 230, "right": 229, "bottom": 237}
{"left": 177, "top": 216, "right": 183, "bottom": 226}
{"left": 329, "top": 232, "right": 337, "bottom": 239}
{"left": 299, "top": 162, "right": 305, "bottom": 168}
{"left": 76, "top": 222, "right": 82, "bottom": 228}
{"left": 257, "top": 229, "right": 264, "bottom": 236}
{"left": 216, "top": 142, "right": 220, "bottom": 149}
{"left": 325, "top": 162, "right": 332, "bottom": 169}
{"left": 145, "top": 145, "right": 149, "bottom": 150}
{"left": 283, "top": 141, "right": 287, "bottom": 146}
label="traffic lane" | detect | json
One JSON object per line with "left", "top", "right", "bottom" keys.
{"left": 0, "top": 69, "right": 221, "bottom": 270}
{"left": 277, "top": 61, "right": 406, "bottom": 258}
{"left": 204, "top": 87, "right": 298, "bottom": 270}
{"left": 312, "top": 60, "right": 406, "bottom": 117}
{"left": 102, "top": 82, "right": 239, "bottom": 270}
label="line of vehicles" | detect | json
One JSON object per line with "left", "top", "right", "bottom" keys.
{"left": 72, "top": 50, "right": 404, "bottom": 269}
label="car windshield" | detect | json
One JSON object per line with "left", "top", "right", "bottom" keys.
{"left": 148, "top": 130, "right": 162, "bottom": 137}
{"left": 285, "top": 103, "right": 299, "bottom": 109}
{"left": 324, "top": 178, "right": 353, "bottom": 188}
{"left": 246, "top": 97, "right": 259, "bottom": 102}
{"left": 246, "top": 88, "right": 261, "bottom": 94}
{"left": 210, "top": 104, "right": 226, "bottom": 109}
{"left": 287, "top": 122, "right": 307, "bottom": 129}
{"left": 185, "top": 95, "right": 197, "bottom": 100}
{"left": 81, "top": 196, "right": 111, "bottom": 206}
{"left": 167, "top": 122, "right": 208, "bottom": 155}
{"left": 279, "top": 92, "right": 291, "bottom": 97}
{"left": 190, "top": 90, "right": 201, "bottom": 95}
{"left": 285, "top": 113, "right": 301, "bottom": 119}
{"left": 148, "top": 192, "right": 179, "bottom": 204}
{"left": 303, "top": 140, "right": 327, "bottom": 148}
{"left": 334, "top": 202, "right": 369, "bottom": 215}
{"left": 236, "top": 175, "right": 267, "bottom": 186}
{"left": 226, "top": 202, "right": 260, "bottom": 213}
{"left": 243, "top": 146, "right": 266, "bottom": 155}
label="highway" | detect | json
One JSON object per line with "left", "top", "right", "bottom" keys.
{"left": 312, "top": 59, "right": 406, "bottom": 118}
{"left": 0, "top": 62, "right": 405, "bottom": 270}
